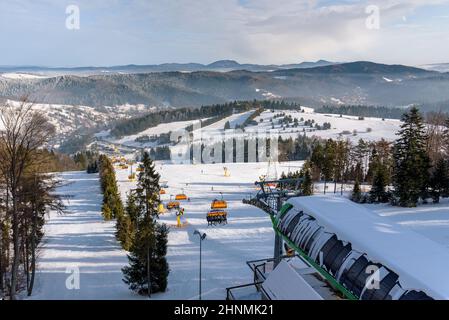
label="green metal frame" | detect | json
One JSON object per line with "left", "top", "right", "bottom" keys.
{"left": 278, "top": 203, "right": 293, "bottom": 219}
{"left": 270, "top": 206, "right": 358, "bottom": 301}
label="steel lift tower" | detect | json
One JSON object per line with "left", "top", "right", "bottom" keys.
{"left": 243, "top": 178, "right": 303, "bottom": 267}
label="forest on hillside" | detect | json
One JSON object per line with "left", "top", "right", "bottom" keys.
{"left": 111, "top": 100, "right": 302, "bottom": 138}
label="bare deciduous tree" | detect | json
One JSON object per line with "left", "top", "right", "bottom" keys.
{"left": 0, "top": 98, "right": 56, "bottom": 299}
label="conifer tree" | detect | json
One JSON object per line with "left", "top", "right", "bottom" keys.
{"left": 98, "top": 155, "right": 124, "bottom": 220}
{"left": 352, "top": 179, "right": 362, "bottom": 203}
{"left": 152, "top": 223, "right": 169, "bottom": 292}
{"left": 113, "top": 197, "right": 125, "bottom": 220}
{"left": 429, "top": 158, "right": 449, "bottom": 203}
{"left": 444, "top": 118, "right": 449, "bottom": 156}
{"left": 116, "top": 194, "right": 137, "bottom": 251}
{"left": 322, "top": 139, "right": 336, "bottom": 194}
{"left": 310, "top": 143, "right": 324, "bottom": 180}
{"left": 369, "top": 164, "right": 390, "bottom": 203}
{"left": 353, "top": 139, "right": 370, "bottom": 181}
{"left": 122, "top": 152, "right": 169, "bottom": 295}
{"left": 136, "top": 152, "right": 161, "bottom": 215}
{"left": 393, "top": 107, "right": 430, "bottom": 207}
{"left": 102, "top": 203, "right": 113, "bottom": 220}
{"left": 122, "top": 212, "right": 157, "bottom": 294}
{"left": 302, "top": 168, "right": 313, "bottom": 196}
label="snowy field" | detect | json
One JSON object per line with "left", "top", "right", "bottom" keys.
{"left": 0, "top": 73, "right": 49, "bottom": 79}
{"left": 365, "top": 199, "right": 449, "bottom": 250}
{"left": 200, "top": 110, "right": 254, "bottom": 131}
{"left": 29, "top": 161, "right": 449, "bottom": 300}
{"left": 247, "top": 109, "right": 401, "bottom": 142}
{"left": 102, "top": 108, "right": 401, "bottom": 152}
{"left": 110, "top": 119, "right": 205, "bottom": 148}
{"left": 105, "top": 110, "right": 254, "bottom": 149}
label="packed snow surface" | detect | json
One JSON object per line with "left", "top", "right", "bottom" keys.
{"left": 29, "top": 172, "right": 143, "bottom": 300}
{"left": 200, "top": 111, "right": 254, "bottom": 131}
{"left": 29, "top": 162, "right": 449, "bottom": 300}
{"left": 30, "top": 162, "right": 301, "bottom": 299}
{"left": 114, "top": 161, "right": 304, "bottom": 299}
{"left": 111, "top": 119, "right": 204, "bottom": 148}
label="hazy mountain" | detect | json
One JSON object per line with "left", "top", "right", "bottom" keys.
{"left": 206, "top": 60, "right": 242, "bottom": 69}
{"left": 279, "top": 60, "right": 335, "bottom": 69}
{"left": 1, "top": 61, "right": 448, "bottom": 110}
{"left": 420, "top": 63, "right": 449, "bottom": 73}
{"left": 0, "top": 60, "right": 336, "bottom": 76}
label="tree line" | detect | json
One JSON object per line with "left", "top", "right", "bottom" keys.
{"left": 111, "top": 100, "right": 306, "bottom": 139}
{"left": 0, "top": 100, "right": 64, "bottom": 299}
{"left": 98, "top": 153, "right": 169, "bottom": 295}
{"left": 305, "top": 106, "right": 449, "bottom": 207}
{"left": 182, "top": 134, "right": 318, "bottom": 164}
{"left": 98, "top": 155, "right": 124, "bottom": 221}
{"left": 315, "top": 105, "right": 408, "bottom": 119}
{"left": 111, "top": 101, "right": 254, "bottom": 138}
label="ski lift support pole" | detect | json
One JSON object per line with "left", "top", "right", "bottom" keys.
{"left": 253, "top": 178, "right": 303, "bottom": 268}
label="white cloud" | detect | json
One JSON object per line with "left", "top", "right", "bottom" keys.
{"left": 0, "top": 0, "right": 448, "bottom": 66}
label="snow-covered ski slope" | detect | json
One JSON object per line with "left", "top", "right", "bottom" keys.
{"left": 30, "top": 162, "right": 449, "bottom": 300}
{"left": 200, "top": 110, "right": 254, "bottom": 131}
{"left": 111, "top": 119, "right": 204, "bottom": 148}
{"left": 249, "top": 110, "right": 401, "bottom": 142}
{"left": 115, "top": 161, "right": 305, "bottom": 299}
{"left": 104, "top": 108, "right": 401, "bottom": 150}
{"left": 29, "top": 161, "right": 301, "bottom": 299}
{"left": 29, "top": 172, "right": 144, "bottom": 300}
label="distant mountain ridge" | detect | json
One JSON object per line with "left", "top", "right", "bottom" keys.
{"left": 0, "top": 60, "right": 336, "bottom": 76}
{"left": 1, "top": 61, "right": 448, "bottom": 110}
{"left": 420, "top": 63, "right": 449, "bottom": 73}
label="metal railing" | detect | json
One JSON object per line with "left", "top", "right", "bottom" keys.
{"left": 226, "top": 281, "right": 264, "bottom": 300}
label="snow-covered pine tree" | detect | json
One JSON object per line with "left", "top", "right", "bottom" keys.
{"left": 393, "top": 107, "right": 430, "bottom": 207}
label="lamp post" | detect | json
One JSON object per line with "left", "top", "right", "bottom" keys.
{"left": 193, "top": 230, "right": 206, "bottom": 300}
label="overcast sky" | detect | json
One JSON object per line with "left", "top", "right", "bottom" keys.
{"left": 1, "top": 0, "right": 449, "bottom": 67}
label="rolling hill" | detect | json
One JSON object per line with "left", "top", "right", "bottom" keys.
{"left": 0, "top": 61, "right": 448, "bottom": 109}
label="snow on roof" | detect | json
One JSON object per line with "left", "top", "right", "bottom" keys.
{"left": 262, "top": 260, "right": 323, "bottom": 300}
{"left": 286, "top": 195, "right": 449, "bottom": 299}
